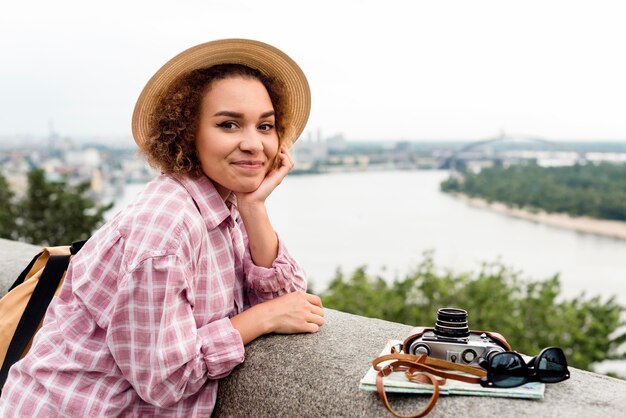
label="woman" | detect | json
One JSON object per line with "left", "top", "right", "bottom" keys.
{"left": 0, "top": 39, "right": 324, "bottom": 416}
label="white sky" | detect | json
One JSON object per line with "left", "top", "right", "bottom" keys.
{"left": 1, "top": 0, "right": 625, "bottom": 143}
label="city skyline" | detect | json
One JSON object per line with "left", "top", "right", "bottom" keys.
{"left": 1, "top": 0, "right": 625, "bottom": 142}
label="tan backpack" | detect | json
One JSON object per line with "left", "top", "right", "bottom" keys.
{"left": 0, "top": 240, "right": 85, "bottom": 392}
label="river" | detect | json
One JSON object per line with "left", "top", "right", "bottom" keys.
{"left": 108, "top": 170, "right": 626, "bottom": 306}
{"left": 108, "top": 169, "right": 626, "bottom": 374}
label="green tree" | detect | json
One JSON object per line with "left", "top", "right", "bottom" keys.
{"left": 10, "top": 168, "right": 112, "bottom": 246}
{"left": 0, "top": 171, "right": 17, "bottom": 238}
{"left": 441, "top": 163, "right": 626, "bottom": 221}
{"left": 319, "top": 253, "right": 626, "bottom": 372}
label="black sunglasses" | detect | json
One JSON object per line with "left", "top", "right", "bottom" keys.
{"left": 480, "top": 346, "right": 570, "bottom": 388}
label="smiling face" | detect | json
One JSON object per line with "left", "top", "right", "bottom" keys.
{"left": 196, "top": 76, "right": 279, "bottom": 200}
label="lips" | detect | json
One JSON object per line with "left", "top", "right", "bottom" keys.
{"left": 231, "top": 160, "right": 265, "bottom": 169}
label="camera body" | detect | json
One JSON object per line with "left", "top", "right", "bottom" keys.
{"left": 404, "top": 308, "right": 506, "bottom": 367}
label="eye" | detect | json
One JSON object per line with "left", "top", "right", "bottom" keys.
{"left": 258, "top": 123, "right": 274, "bottom": 132}
{"left": 217, "top": 121, "right": 238, "bottom": 130}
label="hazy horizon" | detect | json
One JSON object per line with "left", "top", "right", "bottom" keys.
{"left": 2, "top": 0, "right": 625, "bottom": 142}
{"left": 1, "top": 132, "right": 625, "bottom": 152}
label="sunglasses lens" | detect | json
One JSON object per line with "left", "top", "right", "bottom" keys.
{"left": 490, "top": 353, "right": 527, "bottom": 388}
{"left": 537, "top": 348, "right": 569, "bottom": 383}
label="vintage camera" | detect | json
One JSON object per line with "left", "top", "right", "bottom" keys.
{"left": 404, "top": 308, "right": 506, "bottom": 367}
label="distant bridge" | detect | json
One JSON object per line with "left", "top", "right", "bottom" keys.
{"left": 439, "top": 133, "right": 582, "bottom": 169}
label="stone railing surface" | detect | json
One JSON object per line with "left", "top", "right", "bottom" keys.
{"left": 2, "top": 237, "right": 626, "bottom": 417}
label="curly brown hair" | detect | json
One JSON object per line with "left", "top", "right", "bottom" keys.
{"left": 139, "top": 64, "right": 287, "bottom": 177}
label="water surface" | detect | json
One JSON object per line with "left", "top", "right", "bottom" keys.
{"left": 110, "top": 170, "right": 626, "bottom": 305}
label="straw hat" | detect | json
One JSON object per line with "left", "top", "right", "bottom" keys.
{"left": 132, "top": 38, "right": 311, "bottom": 147}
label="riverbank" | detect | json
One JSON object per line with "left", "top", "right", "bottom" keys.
{"left": 455, "top": 194, "right": 626, "bottom": 241}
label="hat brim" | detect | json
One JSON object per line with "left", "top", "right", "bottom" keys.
{"left": 132, "top": 39, "right": 311, "bottom": 147}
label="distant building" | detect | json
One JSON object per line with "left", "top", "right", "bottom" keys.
{"left": 326, "top": 134, "right": 347, "bottom": 152}
{"left": 65, "top": 148, "right": 101, "bottom": 168}
{"left": 585, "top": 152, "right": 626, "bottom": 164}
{"left": 291, "top": 136, "right": 328, "bottom": 172}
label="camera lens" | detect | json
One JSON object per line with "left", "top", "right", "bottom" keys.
{"left": 434, "top": 308, "right": 470, "bottom": 339}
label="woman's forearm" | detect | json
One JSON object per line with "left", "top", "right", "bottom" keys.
{"left": 237, "top": 202, "right": 278, "bottom": 268}
{"left": 229, "top": 303, "right": 271, "bottom": 344}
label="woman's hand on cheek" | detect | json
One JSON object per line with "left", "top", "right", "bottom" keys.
{"left": 235, "top": 146, "right": 293, "bottom": 205}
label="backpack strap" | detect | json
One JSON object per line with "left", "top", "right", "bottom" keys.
{"left": 0, "top": 254, "right": 70, "bottom": 391}
{"left": 8, "top": 251, "right": 44, "bottom": 292}
{"left": 70, "top": 240, "right": 86, "bottom": 255}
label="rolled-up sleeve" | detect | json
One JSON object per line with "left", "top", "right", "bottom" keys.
{"left": 243, "top": 233, "right": 307, "bottom": 306}
{"left": 106, "top": 254, "right": 244, "bottom": 408}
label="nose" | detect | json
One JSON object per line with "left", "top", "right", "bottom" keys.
{"left": 239, "top": 129, "right": 264, "bottom": 153}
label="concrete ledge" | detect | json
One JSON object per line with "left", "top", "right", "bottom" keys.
{"left": 215, "top": 309, "right": 626, "bottom": 417}
{"left": 2, "top": 238, "right": 625, "bottom": 417}
{"left": 0, "top": 238, "right": 40, "bottom": 295}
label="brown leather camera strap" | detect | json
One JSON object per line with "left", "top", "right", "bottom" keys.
{"left": 372, "top": 353, "right": 487, "bottom": 418}
{"left": 376, "top": 367, "right": 440, "bottom": 418}
{"left": 373, "top": 353, "right": 486, "bottom": 383}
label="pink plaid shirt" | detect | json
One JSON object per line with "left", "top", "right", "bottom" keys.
{"left": 0, "top": 174, "right": 306, "bottom": 417}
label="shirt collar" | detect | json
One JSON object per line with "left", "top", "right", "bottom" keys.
{"left": 170, "top": 174, "right": 232, "bottom": 230}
